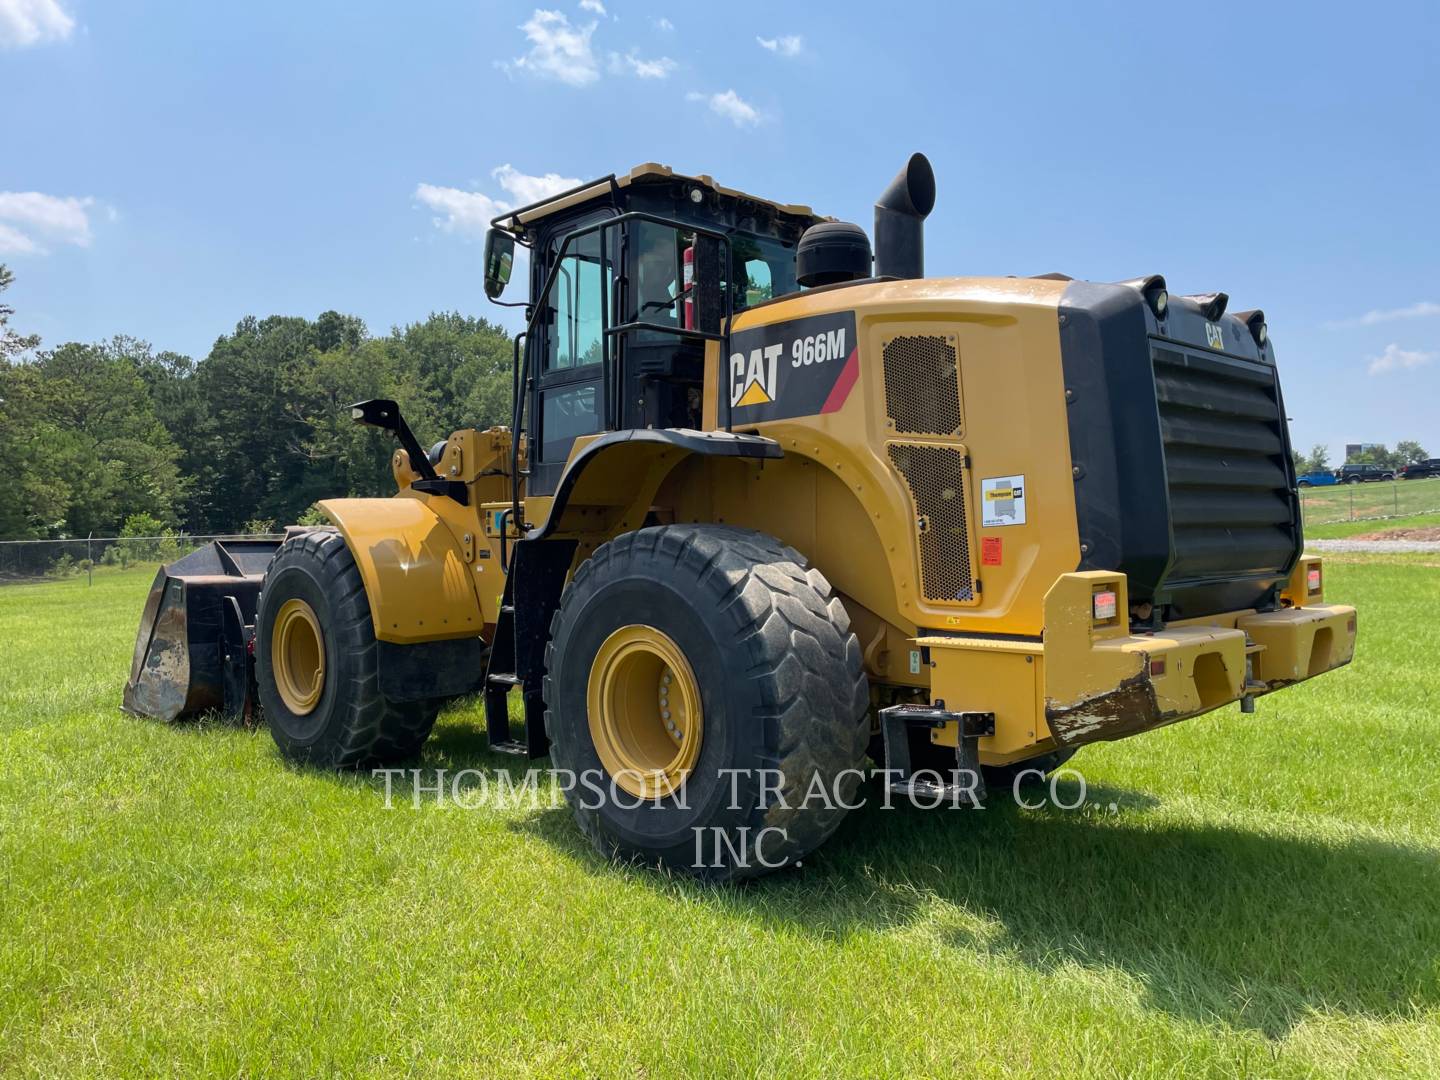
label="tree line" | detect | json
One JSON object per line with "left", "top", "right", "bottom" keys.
{"left": 3, "top": 262, "right": 1431, "bottom": 543}
{"left": 0, "top": 264, "right": 513, "bottom": 541}
{"left": 1291, "top": 441, "right": 1429, "bottom": 476}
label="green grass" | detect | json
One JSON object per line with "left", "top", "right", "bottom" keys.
{"left": 1306, "top": 512, "right": 1440, "bottom": 540}
{"left": 2, "top": 564, "right": 1438, "bottom": 1078}
{"left": 1300, "top": 477, "right": 1440, "bottom": 526}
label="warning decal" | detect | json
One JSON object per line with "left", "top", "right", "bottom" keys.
{"left": 981, "top": 474, "right": 1027, "bottom": 527}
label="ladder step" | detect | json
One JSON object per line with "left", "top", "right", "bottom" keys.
{"left": 488, "top": 739, "right": 531, "bottom": 756}
{"left": 500, "top": 605, "right": 515, "bottom": 615}
{"left": 487, "top": 672, "right": 522, "bottom": 687}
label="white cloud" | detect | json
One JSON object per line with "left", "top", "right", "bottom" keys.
{"left": 756, "top": 34, "right": 803, "bottom": 57}
{"left": 490, "top": 163, "right": 582, "bottom": 206}
{"left": 1328, "top": 301, "right": 1440, "bottom": 329}
{"left": 508, "top": 9, "right": 599, "bottom": 87}
{"left": 654, "top": 17, "right": 674, "bottom": 31}
{"left": 0, "top": 222, "right": 41, "bottom": 255}
{"left": 414, "top": 184, "right": 505, "bottom": 238}
{"left": 610, "top": 50, "right": 676, "bottom": 78}
{"left": 1366, "top": 343, "right": 1435, "bottom": 376}
{"left": 414, "top": 165, "right": 583, "bottom": 238}
{"left": 578, "top": 0, "right": 606, "bottom": 14}
{"left": 0, "top": 0, "right": 74, "bottom": 48}
{"left": 687, "top": 89, "right": 761, "bottom": 127}
{"left": 0, "top": 191, "right": 95, "bottom": 254}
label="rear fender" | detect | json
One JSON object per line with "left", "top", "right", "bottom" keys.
{"left": 531, "top": 428, "right": 783, "bottom": 540}
{"left": 319, "top": 497, "right": 485, "bottom": 644}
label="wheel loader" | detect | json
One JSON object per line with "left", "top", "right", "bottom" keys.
{"left": 124, "top": 153, "right": 1357, "bottom": 879}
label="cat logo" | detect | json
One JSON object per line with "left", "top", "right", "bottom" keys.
{"left": 730, "top": 343, "right": 783, "bottom": 407}
{"left": 1205, "top": 321, "right": 1225, "bottom": 349}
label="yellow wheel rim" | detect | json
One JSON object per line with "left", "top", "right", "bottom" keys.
{"left": 587, "top": 625, "right": 704, "bottom": 800}
{"left": 272, "top": 598, "right": 326, "bottom": 715}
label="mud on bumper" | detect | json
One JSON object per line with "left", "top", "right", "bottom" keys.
{"left": 1042, "top": 572, "right": 1356, "bottom": 749}
{"left": 916, "top": 569, "right": 1356, "bottom": 765}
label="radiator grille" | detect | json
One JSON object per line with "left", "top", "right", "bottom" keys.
{"left": 1152, "top": 346, "right": 1297, "bottom": 583}
{"left": 883, "top": 334, "right": 963, "bottom": 436}
{"left": 887, "top": 443, "right": 974, "bottom": 603}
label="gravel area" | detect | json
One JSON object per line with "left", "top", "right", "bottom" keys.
{"left": 1307, "top": 538, "right": 1440, "bottom": 554}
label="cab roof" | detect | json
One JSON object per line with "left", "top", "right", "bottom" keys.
{"left": 490, "top": 162, "right": 826, "bottom": 238}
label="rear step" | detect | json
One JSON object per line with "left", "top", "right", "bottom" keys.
{"left": 880, "top": 703, "right": 994, "bottom": 806}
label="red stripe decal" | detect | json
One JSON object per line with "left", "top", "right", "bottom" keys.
{"left": 820, "top": 348, "right": 860, "bottom": 414}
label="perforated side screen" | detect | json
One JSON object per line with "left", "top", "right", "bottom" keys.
{"left": 887, "top": 443, "right": 974, "bottom": 603}
{"left": 882, "top": 334, "right": 962, "bottom": 436}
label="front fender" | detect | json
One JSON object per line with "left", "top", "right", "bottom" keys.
{"left": 319, "top": 497, "right": 485, "bottom": 644}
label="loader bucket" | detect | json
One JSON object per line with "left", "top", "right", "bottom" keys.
{"left": 122, "top": 539, "right": 281, "bottom": 722}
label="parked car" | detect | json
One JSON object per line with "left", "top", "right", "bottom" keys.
{"left": 1337, "top": 463, "right": 1396, "bottom": 484}
{"left": 1399, "top": 458, "right": 1440, "bottom": 480}
{"left": 1296, "top": 470, "right": 1339, "bottom": 488}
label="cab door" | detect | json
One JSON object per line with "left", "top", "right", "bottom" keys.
{"left": 530, "top": 216, "right": 615, "bottom": 495}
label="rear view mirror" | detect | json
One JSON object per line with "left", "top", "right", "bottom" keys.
{"left": 484, "top": 229, "right": 515, "bottom": 300}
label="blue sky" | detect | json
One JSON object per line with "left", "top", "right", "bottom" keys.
{"left": 3, "top": 0, "right": 1437, "bottom": 460}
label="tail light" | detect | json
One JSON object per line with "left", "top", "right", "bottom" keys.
{"left": 1092, "top": 589, "right": 1118, "bottom": 622}
{"left": 1307, "top": 566, "right": 1322, "bottom": 594}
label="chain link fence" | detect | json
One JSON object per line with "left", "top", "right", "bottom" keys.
{"left": 1298, "top": 477, "right": 1440, "bottom": 526}
{"left": 0, "top": 534, "right": 284, "bottom": 584}
{"left": 6, "top": 480, "right": 1439, "bottom": 582}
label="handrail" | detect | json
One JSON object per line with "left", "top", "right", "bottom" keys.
{"left": 509, "top": 331, "right": 528, "bottom": 532}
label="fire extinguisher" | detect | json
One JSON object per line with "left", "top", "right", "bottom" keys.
{"left": 682, "top": 244, "right": 694, "bottom": 330}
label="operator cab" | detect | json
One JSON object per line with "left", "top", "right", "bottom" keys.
{"left": 484, "top": 164, "right": 824, "bottom": 494}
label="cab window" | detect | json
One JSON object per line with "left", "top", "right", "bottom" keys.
{"left": 731, "top": 236, "right": 797, "bottom": 311}
{"left": 545, "top": 228, "right": 610, "bottom": 371}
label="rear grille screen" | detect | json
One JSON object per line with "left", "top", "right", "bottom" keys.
{"left": 887, "top": 443, "right": 975, "bottom": 603}
{"left": 1152, "top": 346, "right": 1297, "bottom": 583}
{"left": 883, "top": 334, "right": 963, "bottom": 436}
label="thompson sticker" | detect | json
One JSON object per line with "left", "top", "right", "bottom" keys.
{"left": 981, "top": 475, "right": 1026, "bottom": 527}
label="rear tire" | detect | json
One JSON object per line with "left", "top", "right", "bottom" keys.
{"left": 256, "top": 530, "right": 439, "bottom": 769}
{"left": 544, "top": 525, "right": 870, "bottom": 881}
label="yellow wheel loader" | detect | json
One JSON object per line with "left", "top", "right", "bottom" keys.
{"left": 125, "top": 154, "right": 1356, "bottom": 879}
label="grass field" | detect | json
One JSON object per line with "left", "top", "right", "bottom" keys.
{"left": 1300, "top": 477, "right": 1440, "bottom": 527}
{"left": 2, "top": 559, "right": 1437, "bottom": 1077}
{"left": 1306, "top": 512, "right": 1440, "bottom": 540}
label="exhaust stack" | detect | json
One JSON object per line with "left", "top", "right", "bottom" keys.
{"left": 874, "top": 152, "right": 936, "bottom": 280}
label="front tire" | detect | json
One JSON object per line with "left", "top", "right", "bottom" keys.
{"left": 256, "top": 530, "right": 439, "bottom": 769}
{"left": 544, "top": 525, "right": 869, "bottom": 881}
